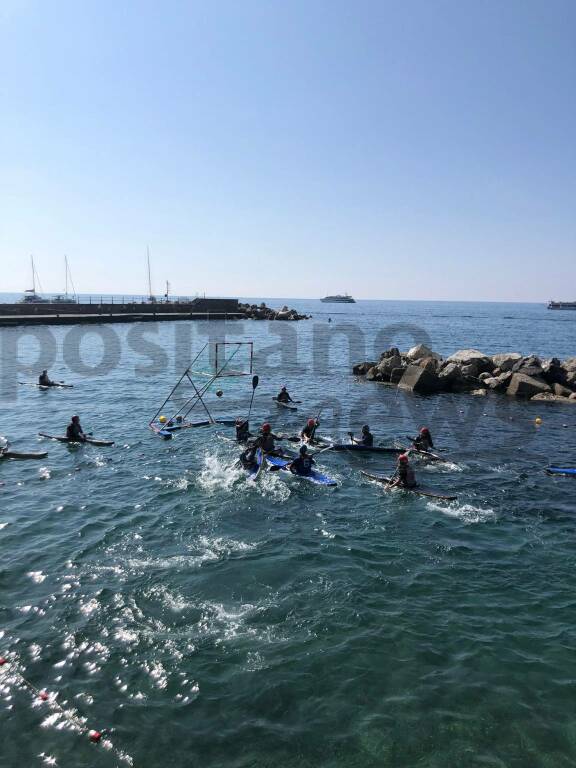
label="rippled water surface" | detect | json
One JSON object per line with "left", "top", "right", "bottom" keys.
{"left": 1, "top": 299, "right": 575, "bottom": 767}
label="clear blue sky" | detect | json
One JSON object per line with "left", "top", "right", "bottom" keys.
{"left": 1, "top": 0, "right": 574, "bottom": 301}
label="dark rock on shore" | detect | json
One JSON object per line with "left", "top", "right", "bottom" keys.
{"left": 353, "top": 346, "right": 576, "bottom": 404}
{"left": 238, "top": 302, "right": 310, "bottom": 321}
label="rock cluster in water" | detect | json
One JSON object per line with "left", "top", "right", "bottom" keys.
{"left": 239, "top": 302, "right": 310, "bottom": 321}
{"left": 353, "top": 345, "right": 576, "bottom": 404}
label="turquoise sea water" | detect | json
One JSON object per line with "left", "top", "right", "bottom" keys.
{"left": 1, "top": 299, "right": 575, "bottom": 768}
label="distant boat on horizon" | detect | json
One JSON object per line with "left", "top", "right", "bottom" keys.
{"left": 548, "top": 300, "right": 576, "bottom": 310}
{"left": 320, "top": 293, "right": 356, "bottom": 304}
{"left": 20, "top": 255, "right": 49, "bottom": 304}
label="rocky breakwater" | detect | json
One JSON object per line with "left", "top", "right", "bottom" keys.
{"left": 239, "top": 302, "right": 310, "bottom": 321}
{"left": 353, "top": 345, "right": 576, "bottom": 404}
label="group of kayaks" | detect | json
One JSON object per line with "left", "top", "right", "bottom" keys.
{"left": 1, "top": 374, "right": 115, "bottom": 465}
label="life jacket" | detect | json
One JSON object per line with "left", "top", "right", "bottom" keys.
{"left": 360, "top": 432, "right": 374, "bottom": 447}
{"left": 67, "top": 423, "right": 83, "bottom": 441}
{"left": 236, "top": 422, "right": 249, "bottom": 441}
{"left": 292, "top": 456, "right": 313, "bottom": 475}
{"left": 277, "top": 392, "right": 290, "bottom": 403}
{"left": 403, "top": 465, "right": 416, "bottom": 487}
{"left": 257, "top": 434, "right": 276, "bottom": 453}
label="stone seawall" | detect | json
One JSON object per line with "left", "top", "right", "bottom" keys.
{"left": 353, "top": 345, "right": 576, "bottom": 405}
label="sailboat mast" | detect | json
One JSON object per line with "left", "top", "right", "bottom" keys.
{"left": 147, "top": 246, "right": 153, "bottom": 300}
{"left": 31, "top": 255, "right": 35, "bottom": 292}
{"left": 64, "top": 255, "right": 68, "bottom": 296}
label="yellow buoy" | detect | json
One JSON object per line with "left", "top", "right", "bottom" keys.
{"left": 159, "top": 415, "right": 167, "bottom": 424}
{"left": 535, "top": 417, "right": 542, "bottom": 426}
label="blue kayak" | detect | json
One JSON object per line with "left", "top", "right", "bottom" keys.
{"left": 265, "top": 455, "right": 337, "bottom": 486}
{"left": 546, "top": 467, "right": 576, "bottom": 476}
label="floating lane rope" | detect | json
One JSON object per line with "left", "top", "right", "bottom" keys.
{"left": 0, "top": 652, "right": 132, "bottom": 763}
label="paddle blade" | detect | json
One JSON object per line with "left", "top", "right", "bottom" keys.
{"left": 252, "top": 375, "right": 259, "bottom": 389}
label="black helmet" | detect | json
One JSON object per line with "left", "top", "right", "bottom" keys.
{"left": 362, "top": 425, "right": 370, "bottom": 433}
{"left": 299, "top": 445, "right": 308, "bottom": 455}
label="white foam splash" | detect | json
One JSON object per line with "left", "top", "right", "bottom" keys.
{"left": 426, "top": 501, "right": 496, "bottom": 524}
{"left": 27, "top": 571, "right": 46, "bottom": 584}
{"left": 197, "top": 454, "right": 241, "bottom": 492}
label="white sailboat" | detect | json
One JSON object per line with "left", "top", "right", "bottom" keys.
{"left": 146, "top": 246, "right": 157, "bottom": 302}
{"left": 20, "top": 255, "right": 49, "bottom": 304}
{"left": 52, "top": 256, "right": 77, "bottom": 304}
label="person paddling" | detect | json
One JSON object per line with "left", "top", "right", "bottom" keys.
{"left": 276, "top": 386, "right": 293, "bottom": 404}
{"left": 239, "top": 444, "right": 259, "bottom": 471}
{"left": 390, "top": 453, "right": 417, "bottom": 488}
{"left": 301, "top": 417, "right": 319, "bottom": 444}
{"left": 235, "top": 417, "right": 251, "bottom": 443}
{"left": 39, "top": 369, "right": 54, "bottom": 387}
{"left": 0, "top": 436, "right": 8, "bottom": 457}
{"left": 287, "top": 445, "right": 315, "bottom": 477}
{"left": 412, "top": 427, "right": 434, "bottom": 452}
{"left": 349, "top": 425, "right": 374, "bottom": 447}
{"left": 253, "top": 423, "right": 284, "bottom": 456}
{"left": 66, "top": 415, "right": 86, "bottom": 442}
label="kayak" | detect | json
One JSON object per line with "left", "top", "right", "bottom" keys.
{"left": 38, "top": 433, "right": 115, "bottom": 447}
{"left": 361, "top": 470, "right": 457, "bottom": 501}
{"left": 244, "top": 448, "right": 264, "bottom": 481}
{"left": 20, "top": 382, "right": 73, "bottom": 389}
{"left": 265, "top": 455, "right": 337, "bottom": 486}
{"left": 1, "top": 450, "right": 48, "bottom": 460}
{"left": 330, "top": 444, "right": 404, "bottom": 454}
{"left": 546, "top": 467, "right": 576, "bottom": 476}
{"left": 409, "top": 448, "right": 445, "bottom": 463}
{"left": 273, "top": 397, "right": 298, "bottom": 411}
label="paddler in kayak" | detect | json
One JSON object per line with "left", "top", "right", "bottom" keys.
{"left": 253, "top": 423, "right": 284, "bottom": 456}
{"left": 412, "top": 427, "right": 434, "bottom": 453}
{"left": 301, "top": 417, "right": 320, "bottom": 444}
{"left": 276, "top": 386, "right": 294, "bottom": 404}
{"left": 239, "top": 444, "right": 259, "bottom": 471}
{"left": 349, "top": 425, "right": 374, "bottom": 447}
{"left": 66, "top": 415, "right": 87, "bottom": 442}
{"left": 235, "top": 417, "right": 251, "bottom": 443}
{"left": 39, "top": 369, "right": 55, "bottom": 387}
{"left": 390, "top": 453, "right": 417, "bottom": 488}
{"left": 287, "top": 445, "right": 316, "bottom": 477}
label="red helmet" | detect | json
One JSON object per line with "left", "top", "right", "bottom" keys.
{"left": 307, "top": 418, "right": 316, "bottom": 427}
{"left": 420, "top": 427, "right": 430, "bottom": 435}
{"left": 398, "top": 453, "right": 409, "bottom": 463}
{"left": 261, "top": 423, "right": 271, "bottom": 433}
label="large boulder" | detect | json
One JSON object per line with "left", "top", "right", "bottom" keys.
{"left": 483, "top": 375, "right": 510, "bottom": 392}
{"left": 507, "top": 373, "right": 550, "bottom": 399}
{"left": 390, "top": 367, "right": 405, "bottom": 384}
{"left": 447, "top": 349, "right": 493, "bottom": 373}
{"left": 353, "top": 361, "right": 377, "bottom": 376}
{"left": 553, "top": 383, "right": 573, "bottom": 398}
{"left": 365, "top": 366, "right": 383, "bottom": 382}
{"left": 512, "top": 356, "right": 543, "bottom": 379}
{"left": 406, "top": 344, "right": 438, "bottom": 362}
{"left": 566, "top": 371, "right": 576, "bottom": 388}
{"left": 491, "top": 353, "right": 523, "bottom": 372}
{"left": 438, "top": 362, "right": 463, "bottom": 390}
{"left": 530, "top": 393, "right": 576, "bottom": 405}
{"left": 398, "top": 365, "right": 441, "bottom": 395}
{"left": 562, "top": 357, "right": 576, "bottom": 373}
{"left": 542, "top": 358, "right": 567, "bottom": 386}
{"left": 377, "top": 354, "right": 403, "bottom": 378}
{"left": 418, "top": 356, "right": 441, "bottom": 373}
{"left": 379, "top": 347, "right": 401, "bottom": 360}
